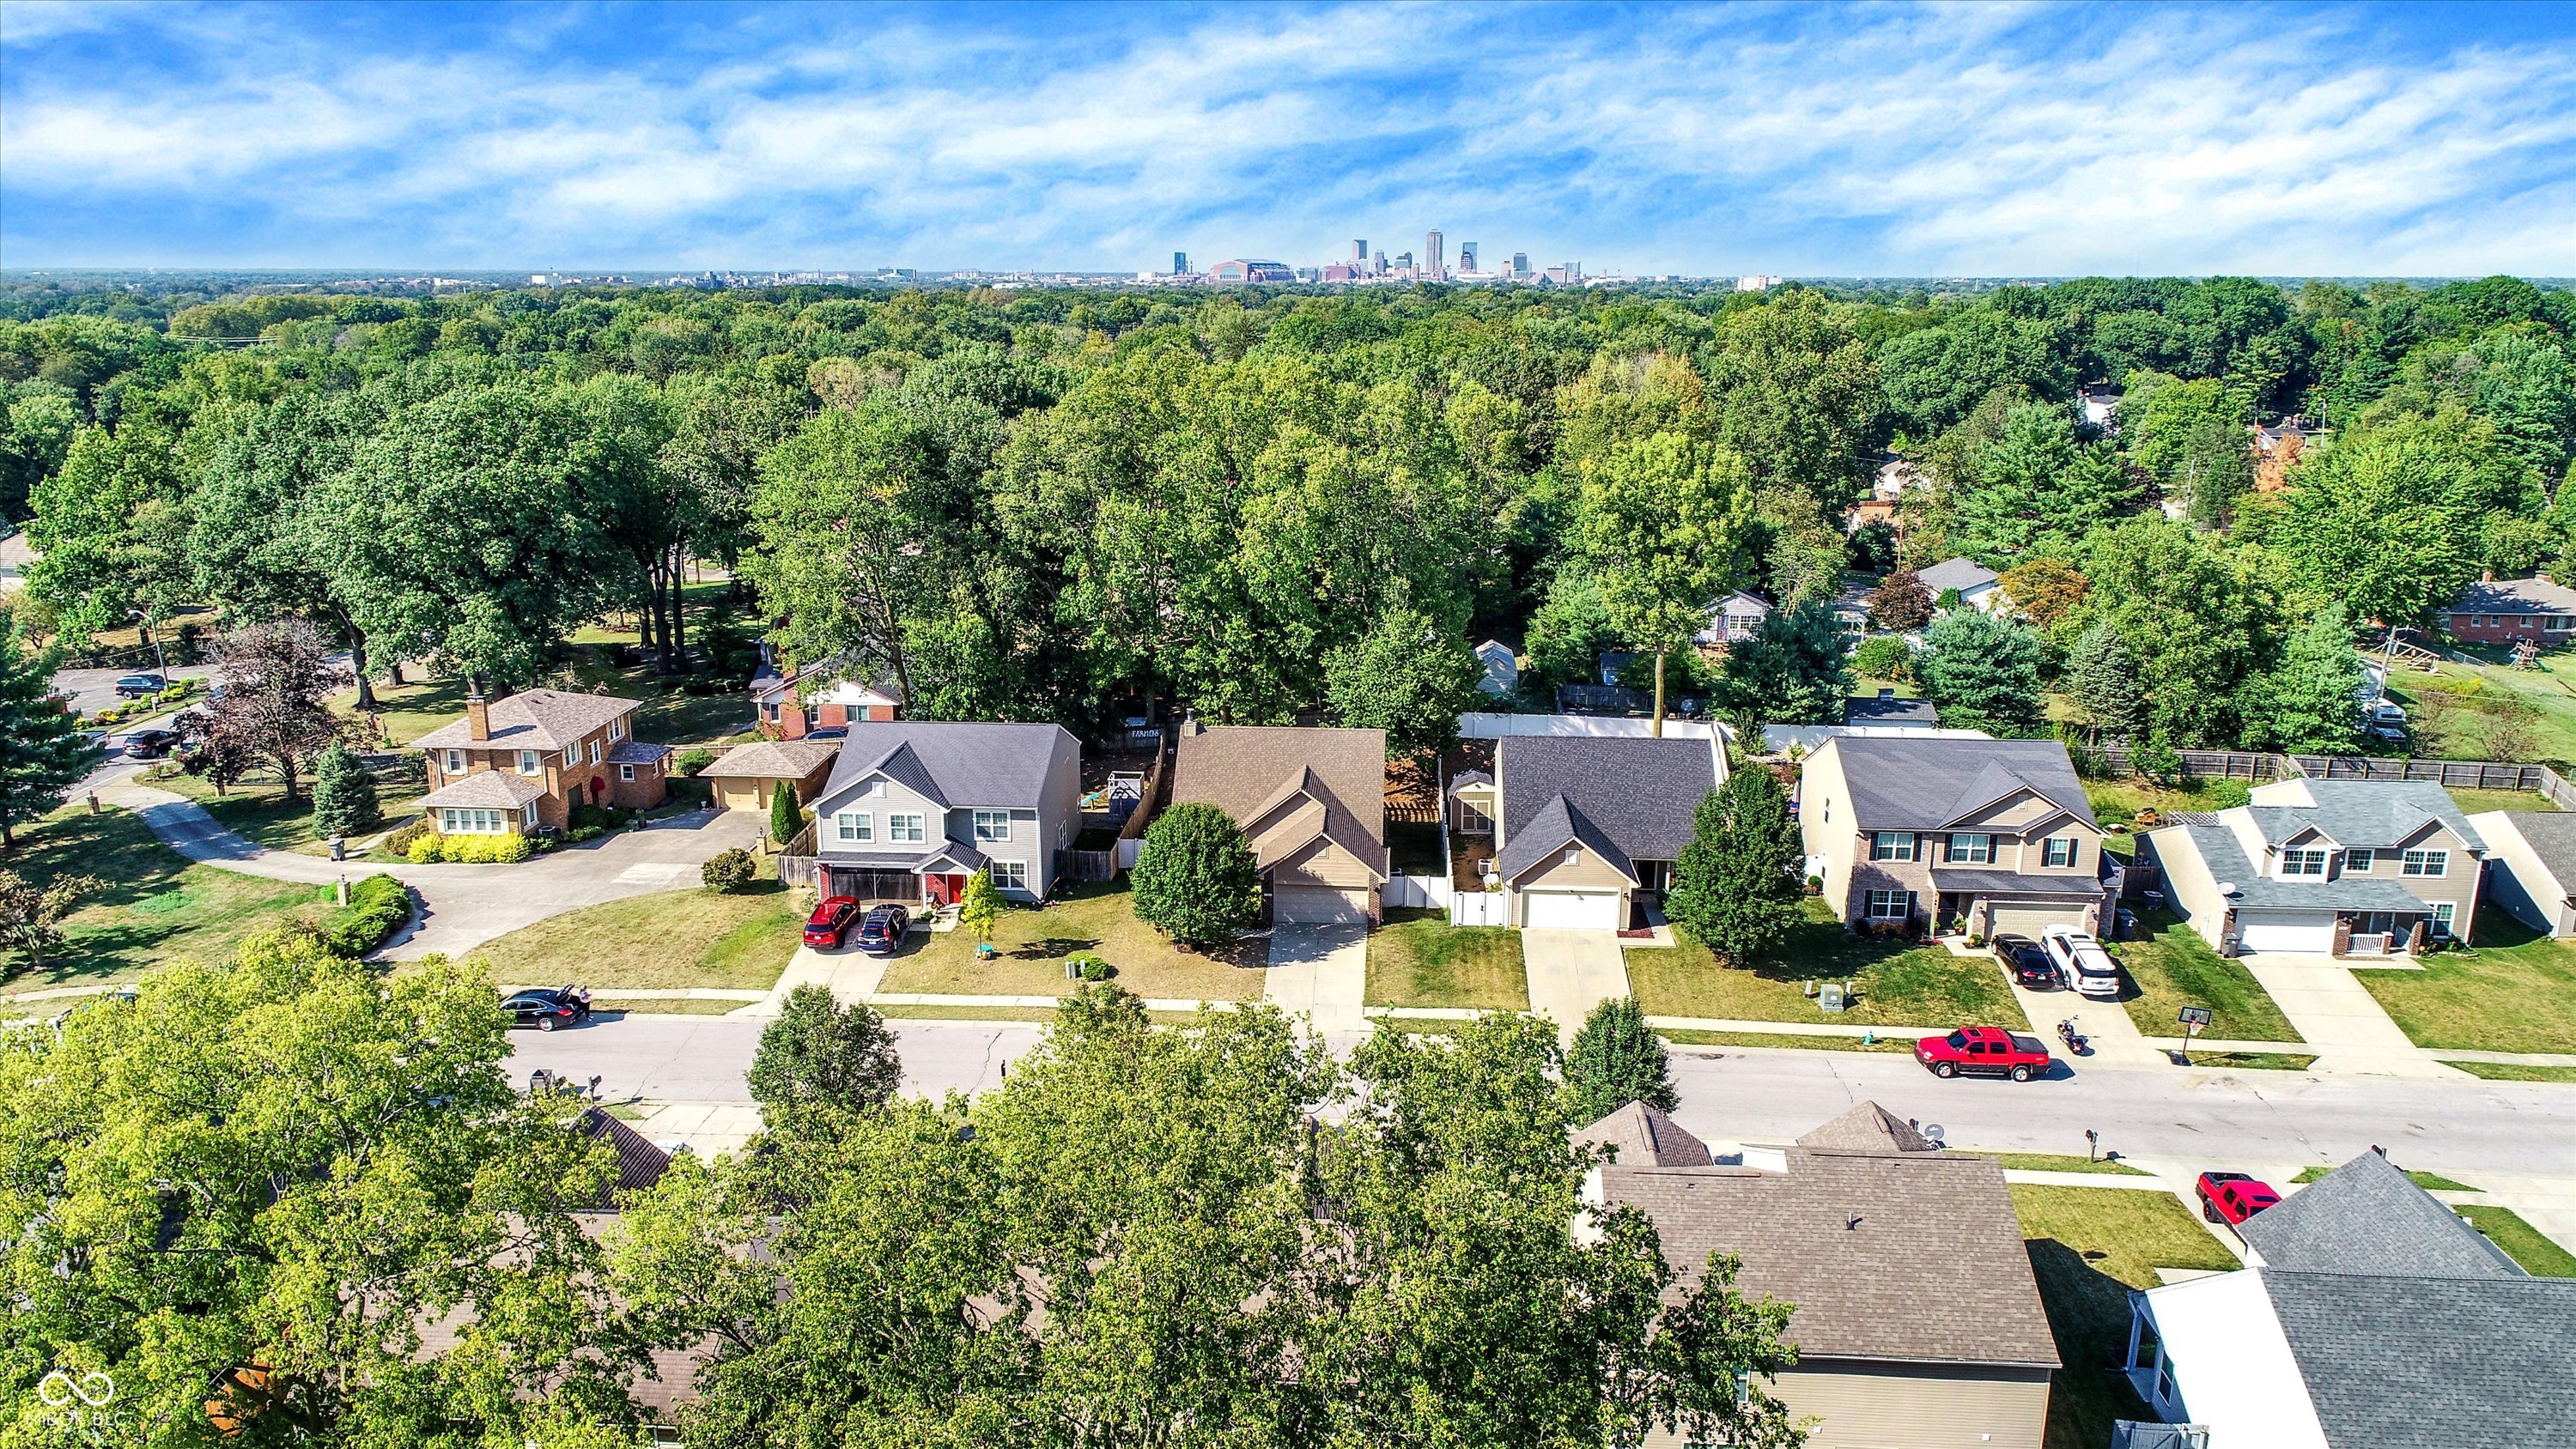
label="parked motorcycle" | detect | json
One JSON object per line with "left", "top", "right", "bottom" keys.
{"left": 2057, "top": 1017, "right": 2089, "bottom": 1055}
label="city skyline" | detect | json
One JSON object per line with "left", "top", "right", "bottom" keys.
{"left": 4, "top": 2, "right": 2572, "bottom": 275}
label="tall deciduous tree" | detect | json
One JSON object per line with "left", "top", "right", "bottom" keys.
{"left": 0, "top": 606, "right": 98, "bottom": 849}
{"left": 1324, "top": 604, "right": 1481, "bottom": 758}
{"left": 2275, "top": 411, "right": 2523, "bottom": 627}
{"left": 1917, "top": 610, "right": 2048, "bottom": 738}
{"left": 1130, "top": 802, "right": 1261, "bottom": 949}
{"left": 1714, "top": 599, "right": 1852, "bottom": 728}
{"left": 746, "top": 984, "right": 904, "bottom": 1121}
{"left": 1563, "top": 997, "right": 1679, "bottom": 1120}
{"left": 1867, "top": 567, "right": 1934, "bottom": 631}
{"left": 2069, "top": 519, "right": 2275, "bottom": 747}
{"left": 1582, "top": 433, "right": 1754, "bottom": 733}
{"left": 202, "top": 620, "right": 342, "bottom": 802}
{"left": 1666, "top": 773, "right": 1805, "bottom": 967}
{"left": 0, "top": 867, "right": 96, "bottom": 973}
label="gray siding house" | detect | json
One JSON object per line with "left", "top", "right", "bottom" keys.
{"left": 806, "top": 722, "right": 1083, "bottom": 905}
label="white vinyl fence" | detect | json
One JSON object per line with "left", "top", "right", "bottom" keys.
{"left": 1461, "top": 712, "right": 1720, "bottom": 741}
{"left": 1449, "top": 890, "right": 1509, "bottom": 926}
{"left": 1385, "top": 874, "right": 1453, "bottom": 910}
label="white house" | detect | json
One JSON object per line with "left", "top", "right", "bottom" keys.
{"left": 1917, "top": 557, "right": 2003, "bottom": 614}
{"left": 1694, "top": 590, "right": 1773, "bottom": 647}
{"left": 1473, "top": 639, "right": 1519, "bottom": 697}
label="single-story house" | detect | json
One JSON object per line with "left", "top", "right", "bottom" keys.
{"left": 2077, "top": 385, "right": 2123, "bottom": 431}
{"left": 808, "top": 721, "right": 1082, "bottom": 906}
{"left": 2139, "top": 778, "right": 2485, "bottom": 956}
{"left": 2122, "top": 1151, "right": 2574, "bottom": 1447}
{"left": 1171, "top": 722, "right": 1388, "bottom": 925}
{"left": 1844, "top": 690, "right": 1937, "bottom": 730}
{"left": 1582, "top": 1101, "right": 2057, "bottom": 1449}
{"left": 414, "top": 686, "right": 669, "bottom": 835}
{"left": 1474, "top": 640, "right": 1518, "bottom": 697}
{"left": 1917, "top": 556, "right": 2003, "bottom": 614}
{"left": 750, "top": 657, "right": 903, "bottom": 739}
{"left": 2442, "top": 575, "right": 2576, "bottom": 646}
{"left": 1450, "top": 732, "right": 1724, "bottom": 930}
{"left": 2468, "top": 808, "right": 2576, "bottom": 937}
{"left": 1801, "top": 735, "right": 2116, "bottom": 938}
{"left": 1693, "top": 590, "right": 1773, "bottom": 649}
{"left": 696, "top": 739, "right": 842, "bottom": 816}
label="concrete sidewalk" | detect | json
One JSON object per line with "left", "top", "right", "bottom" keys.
{"left": 1264, "top": 923, "right": 1368, "bottom": 1033}
{"left": 2239, "top": 953, "right": 2469, "bottom": 1080}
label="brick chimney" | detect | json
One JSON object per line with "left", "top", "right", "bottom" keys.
{"left": 465, "top": 677, "right": 490, "bottom": 742}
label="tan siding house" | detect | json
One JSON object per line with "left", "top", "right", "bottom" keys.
{"left": 1172, "top": 723, "right": 1388, "bottom": 925}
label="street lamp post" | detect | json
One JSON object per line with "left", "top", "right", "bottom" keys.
{"left": 127, "top": 609, "right": 167, "bottom": 679}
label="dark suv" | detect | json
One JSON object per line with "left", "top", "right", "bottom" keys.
{"left": 854, "top": 904, "right": 912, "bottom": 955}
{"left": 1992, "top": 933, "right": 2058, "bottom": 989}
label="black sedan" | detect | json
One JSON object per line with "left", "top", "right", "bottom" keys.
{"left": 1992, "top": 934, "right": 2061, "bottom": 990}
{"left": 123, "top": 727, "right": 182, "bottom": 759}
{"left": 501, "top": 990, "right": 586, "bottom": 1031}
{"left": 853, "top": 904, "right": 912, "bottom": 955}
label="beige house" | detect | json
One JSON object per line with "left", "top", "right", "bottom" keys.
{"left": 2142, "top": 778, "right": 2485, "bottom": 956}
{"left": 696, "top": 739, "right": 841, "bottom": 816}
{"left": 1801, "top": 736, "right": 2114, "bottom": 937}
{"left": 413, "top": 686, "right": 669, "bottom": 835}
{"left": 1581, "top": 1101, "right": 2057, "bottom": 1449}
{"left": 2470, "top": 809, "right": 2576, "bottom": 937}
{"left": 1172, "top": 723, "right": 1388, "bottom": 925}
{"left": 1449, "top": 734, "right": 1723, "bottom": 931}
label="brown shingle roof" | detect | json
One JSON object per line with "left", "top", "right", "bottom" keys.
{"left": 1601, "top": 1148, "right": 2057, "bottom": 1368}
{"left": 1796, "top": 1100, "right": 1942, "bottom": 1155}
{"left": 1173, "top": 724, "right": 1388, "bottom": 877}
{"left": 413, "top": 688, "right": 644, "bottom": 752}
{"left": 417, "top": 769, "right": 550, "bottom": 810}
{"left": 1577, "top": 1101, "right": 1715, "bottom": 1167}
{"left": 699, "top": 739, "right": 843, "bottom": 779}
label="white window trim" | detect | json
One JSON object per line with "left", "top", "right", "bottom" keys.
{"left": 619, "top": 764, "right": 635, "bottom": 781}
{"left": 445, "top": 749, "right": 465, "bottom": 774}
{"left": 2281, "top": 848, "right": 2329, "bottom": 877}
{"left": 2043, "top": 836, "right": 2075, "bottom": 869}
{"left": 1871, "top": 832, "right": 1915, "bottom": 863}
{"left": 991, "top": 859, "right": 1030, "bottom": 890}
{"left": 563, "top": 743, "right": 580, "bottom": 767}
{"left": 889, "top": 813, "right": 927, "bottom": 845}
{"left": 1947, "top": 833, "right": 1994, "bottom": 865}
{"left": 524, "top": 802, "right": 539, "bottom": 828}
{"left": 1864, "top": 889, "right": 1912, "bottom": 921}
{"left": 518, "top": 749, "right": 539, "bottom": 775}
{"left": 2402, "top": 849, "right": 2448, "bottom": 878}
{"left": 974, "top": 809, "right": 1012, "bottom": 842}
{"left": 2432, "top": 902, "right": 2457, "bottom": 937}
{"left": 836, "top": 811, "right": 873, "bottom": 843}
{"left": 587, "top": 740, "right": 602, "bottom": 766}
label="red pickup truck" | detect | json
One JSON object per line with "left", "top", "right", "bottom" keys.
{"left": 1916, "top": 1026, "right": 2054, "bottom": 1082}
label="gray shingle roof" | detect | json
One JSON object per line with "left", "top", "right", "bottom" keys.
{"left": 1495, "top": 794, "right": 1641, "bottom": 883}
{"left": 2252, "top": 779, "right": 2485, "bottom": 852}
{"left": 1795, "top": 1100, "right": 1940, "bottom": 1154}
{"left": 606, "top": 739, "right": 669, "bottom": 766}
{"left": 1577, "top": 1102, "right": 1715, "bottom": 1167}
{"left": 1917, "top": 557, "right": 1999, "bottom": 595}
{"left": 1602, "top": 1149, "right": 2057, "bottom": 1367}
{"left": 2263, "top": 1269, "right": 2576, "bottom": 1449}
{"left": 1825, "top": 737, "right": 2097, "bottom": 831}
{"left": 2158, "top": 822, "right": 2444, "bottom": 913}
{"left": 413, "top": 688, "right": 643, "bottom": 751}
{"left": 1927, "top": 866, "right": 2110, "bottom": 897}
{"left": 1492, "top": 735, "right": 1718, "bottom": 879}
{"left": 1844, "top": 694, "right": 1938, "bottom": 726}
{"left": 2491, "top": 809, "right": 2576, "bottom": 882}
{"left": 2239, "top": 1151, "right": 2524, "bottom": 1279}
{"left": 575, "top": 1106, "right": 674, "bottom": 1200}
{"left": 811, "top": 722, "right": 1078, "bottom": 812}
{"left": 2450, "top": 575, "right": 2576, "bottom": 615}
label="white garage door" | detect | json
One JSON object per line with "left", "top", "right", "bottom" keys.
{"left": 1522, "top": 889, "right": 1623, "bottom": 931}
{"left": 1273, "top": 886, "right": 1369, "bottom": 925}
{"left": 1990, "top": 904, "right": 2084, "bottom": 939}
{"left": 2236, "top": 911, "right": 2336, "bottom": 955}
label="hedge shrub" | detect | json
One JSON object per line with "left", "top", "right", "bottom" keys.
{"left": 407, "top": 832, "right": 534, "bottom": 864}
{"left": 702, "top": 848, "right": 757, "bottom": 893}
{"left": 319, "top": 874, "right": 413, "bottom": 956}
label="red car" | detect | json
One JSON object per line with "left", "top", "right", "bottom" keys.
{"left": 803, "top": 894, "right": 863, "bottom": 949}
{"left": 2196, "top": 1172, "right": 2281, "bottom": 1226}
{"left": 1915, "top": 1026, "right": 2054, "bottom": 1082}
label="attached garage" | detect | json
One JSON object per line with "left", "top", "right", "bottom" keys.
{"left": 1520, "top": 888, "right": 1625, "bottom": 931}
{"left": 2235, "top": 910, "right": 2336, "bottom": 955}
{"left": 1273, "top": 885, "right": 1370, "bottom": 925}
{"left": 1988, "top": 903, "right": 2087, "bottom": 939}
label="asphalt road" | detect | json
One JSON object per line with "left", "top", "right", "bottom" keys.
{"left": 513, "top": 1017, "right": 2576, "bottom": 1180}
{"left": 54, "top": 664, "right": 222, "bottom": 720}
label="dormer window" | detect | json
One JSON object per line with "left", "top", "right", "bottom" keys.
{"left": 2281, "top": 848, "right": 2329, "bottom": 877}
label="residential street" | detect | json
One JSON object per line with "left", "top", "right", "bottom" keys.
{"left": 512, "top": 1015, "right": 2576, "bottom": 1181}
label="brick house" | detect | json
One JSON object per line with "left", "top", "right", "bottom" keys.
{"left": 2442, "top": 575, "right": 2576, "bottom": 646}
{"left": 413, "top": 686, "right": 670, "bottom": 835}
{"left": 750, "top": 658, "right": 902, "bottom": 739}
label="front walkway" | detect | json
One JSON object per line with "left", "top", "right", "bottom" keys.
{"left": 1264, "top": 923, "right": 1368, "bottom": 1034}
{"left": 1525, "top": 929, "right": 1631, "bottom": 1044}
{"left": 2237, "top": 953, "right": 2470, "bottom": 1080}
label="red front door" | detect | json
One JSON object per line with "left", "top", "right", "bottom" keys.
{"left": 924, "top": 872, "right": 967, "bottom": 905}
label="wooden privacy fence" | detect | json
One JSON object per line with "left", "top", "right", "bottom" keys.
{"left": 1055, "top": 849, "right": 1117, "bottom": 883}
{"left": 776, "top": 853, "right": 818, "bottom": 889}
{"left": 2090, "top": 744, "right": 2575, "bottom": 806}
{"left": 2089, "top": 747, "right": 2287, "bottom": 781}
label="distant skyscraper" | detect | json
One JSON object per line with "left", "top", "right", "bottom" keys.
{"left": 1425, "top": 229, "right": 1445, "bottom": 281}
{"left": 1371, "top": 249, "right": 1388, "bottom": 275}
{"left": 1460, "top": 241, "right": 1478, "bottom": 274}
{"left": 1174, "top": 251, "right": 1188, "bottom": 275}
{"left": 1510, "top": 252, "right": 1529, "bottom": 278}
{"left": 1352, "top": 239, "right": 1367, "bottom": 263}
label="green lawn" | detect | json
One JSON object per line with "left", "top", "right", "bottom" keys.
{"left": 876, "top": 879, "right": 1267, "bottom": 1002}
{"left": 144, "top": 767, "right": 427, "bottom": 856}
{"left": 2291, "top": 1164, "right": 2472, "bottom": 1191}
{"left": 452, "top": 886, "right": 802, "bottom": 991}
{"left": 2451, "top": 1059, "right": 2576, "bottom": 1082}
{"left": 1983, "top": 1153, "right": 2149, "bottom": 1176}
{"left": 2, "top": 805, "right": 337, "bottom": 991}
{"left": 2444, "top": 786, "right": 2557, "bottom": 815}
{"left": 2389, "top": 644, "right": 2576, "bottom": 764}
{"left": 2012, "top": 1185, "right": 2242, "bottom": 1449}
{"left": 2358, "top": 917, "right": 2576, "bottom": 1054}
{"left": 1627, "top": 900, "right": 2021, "bottom": 1028}
{"left": 2113, "top": 911, "right": 2302, "bottom": 1043}
{"left": 2458, "top": 1205, "right": 2576, "bottom": 1276}
{"left": 2185, "top": 1051, "right": 2319, "bottom": 1071}
{"left": 1364, "top": 909, "right": 1527, "bottom": 1010}
{"left": 1656, "top": 1028, "right": 1915, "bottom": 1052}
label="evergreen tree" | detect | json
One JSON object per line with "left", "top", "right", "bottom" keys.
{"left": 1563, "top": 997, "right": 1677, "bottom": 1121}
{"left": 1713, "top": 598, "right": 1852, "bottom": 727}
{"left": 309, "top": 738, "right": 381, "bottom": 839}
{"left": 1130, "top": 802, "right": 1261, "bottom": 949}
{"left": 2247, "top": 604, "right": 2365, "bottom": 753}
{"left": 769, "top": 778, "right": 802, "bottom": 845}
{"left": 1665, "top": 772, "right": 1804, "bottom": 966}
{"left": 1950, "top": 405, "right": 2139, "bottom": 565}
{"left": 1917, "top": 609, "right": 2048, "bottom": 737}
{"left": 746, "top": 983, "right": 902, "bottom": 1120}
{"left": 2066, "top": 624, "right": 2145, "bottom": 743}
{"left": 0, "top": 606, "right": 99, "bottom": 849}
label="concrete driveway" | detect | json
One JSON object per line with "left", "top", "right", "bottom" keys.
{"left": 2236, "top": 953, "right": 2469, "bottom": 1080}
{"left": 1521, "top": 929, "right": 1632, "bottom": 1043}
{"left": 1265, "top": 923, "right": 1368, "bottom": 1033}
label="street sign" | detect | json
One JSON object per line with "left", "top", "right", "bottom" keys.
{"left": 2178, "top": 1006, "right": 2214, "bottom": 1027}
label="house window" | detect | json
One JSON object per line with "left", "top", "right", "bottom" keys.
{"left": 1946, "top": 834, "right": 1993, "bottom": 864}
{"left": 587, "top": 740, "right": 602, "bottom": 766}
{"left": 888, "top": 814, "right": 927, "bottom": 844}
{"left": 445, "top": 749, "right": 465, "bottom": 775}
{"left": 564, "top": 743, "right": 580, "bottom": 767}
{"left": 974, "top": 809, "right": 1012, "bottom": 842}
{"left": 610, "top": 719, "right": 624, "bottom": 742}
{"left": 1870, "top": 832, "right": 1915, "bottom": 862}
{"left": 2554, "top": 616, "right": 2573, "bottom": 632}
{"left": 523, "top": 802, "right": 539, "bottom": 828}
{"left": 836, "top": 811, "right": 873, "bottom": 842}
{"left": 2043, "top": 837, "right": 2075, "bottom": 868}
{"left": 619, "top": 764, "right": 635, "bottom": 782}
{"left": 518, "top": 749, "right": 539, "bottom": 774}
{"left": 991, "top": 860, "right": 1030, "bottom": 891}
{"left": 2403, "top": 849, "right": 2448, "bottom": 877}
{"left": 1864, "top": 889, "right": 1912, "bottom": 921}
{"left": 2281, "top": 849, "right": 2330, "bottom": 876}
{"left": 1458, "top": 800, "right": 1492, "bottom": 833}
{"left": 2432, "top": 902, "right": 2457, "bottom": 937}
{"left": 2345, "top": 849, "right": 2376, "bottom": 873}
{"left": 444, "top": 808, "right": 507, "bottom": 834}
{"left": 762, "top": 702, "right": 780, "bottom": 722}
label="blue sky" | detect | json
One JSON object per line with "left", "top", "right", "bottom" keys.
{"left": 4, "top": 1, "right": 2572, "bottom": 276}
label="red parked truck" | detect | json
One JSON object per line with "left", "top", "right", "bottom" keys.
{"left": 2196, "top": 1172, "right": 2282, "bottom": 1226}
{"left": 1915, "top": 1026, "right": 2054, "bottom": 1082}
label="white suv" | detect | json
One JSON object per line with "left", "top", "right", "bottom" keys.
{"left": 2041, "top": 925, "right": 2123, "bottom": 999}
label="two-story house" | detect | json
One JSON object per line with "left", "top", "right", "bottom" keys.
{"left": 1446, "top": 734, "right": 1723, "bottom": 931}
{"left": 805, "top": 722, "right": 1082, "bottom": 906}
{"left": 750, "top": 655, "right": 902, "bottom": 739}
{"left": 1801, "top": 736, "right": 2116, "bottom": 938}
{"left": 1171, "top": 723, "right": 1389, "bottom": 925}
{"left": 413, "top": 686, "right": 670, "bottom": 835}
{"left": 2139, "top": 778, "right": 2485, "bottom": 956}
